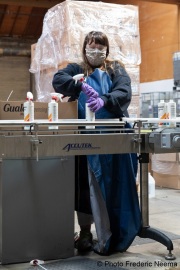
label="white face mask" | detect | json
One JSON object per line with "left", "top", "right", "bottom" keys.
{"left": 85, "top": 48, "right": 107, "bottom": 67}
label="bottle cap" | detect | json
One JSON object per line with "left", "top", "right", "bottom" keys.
{"left": 27, "top": 91, "right": 33, "bottom": 100}
{"left": 50, "top": 92, "right": 60, "bottom": 101}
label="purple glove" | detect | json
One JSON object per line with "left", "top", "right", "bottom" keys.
{"left": 81, "top": 83, "right": 99, "bottom": 99}
{"left": 87, "top": 97, "right": 104, "bottom": 112}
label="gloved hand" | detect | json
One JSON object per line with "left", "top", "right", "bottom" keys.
{"left": 87, "top": 97, "right": 104, "bottom": 112}
{"left": 81, "top": 83, "right": 99, "bottom": 99}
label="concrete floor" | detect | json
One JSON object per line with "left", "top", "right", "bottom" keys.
{"left": 0, "top": 187, "right": 179, "bottom": 270}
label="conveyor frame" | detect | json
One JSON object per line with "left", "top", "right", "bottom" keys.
{"left": 0, "top": 119, "right": 178, "bottom": 263}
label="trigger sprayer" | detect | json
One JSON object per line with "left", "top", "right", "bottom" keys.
{"left": 73, "top": 74, "right": 84, "bottom": 84}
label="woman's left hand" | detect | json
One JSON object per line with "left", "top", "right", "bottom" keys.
{"left": 87, "top": 97, "right": 104, "bottom": 112}
{"left": 81, "top": 83, "right": 99, "bottom": 99}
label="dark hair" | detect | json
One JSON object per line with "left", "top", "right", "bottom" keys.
{"left": 82, "top": 31, "right": 109, "bottom": 65}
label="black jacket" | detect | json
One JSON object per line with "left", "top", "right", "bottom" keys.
{"left": 52, "top": 61, "right": 132, "bottom": 117}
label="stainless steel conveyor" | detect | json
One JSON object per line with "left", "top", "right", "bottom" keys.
{"left": 0, "top": 119, "right": 179, "bottom": 263}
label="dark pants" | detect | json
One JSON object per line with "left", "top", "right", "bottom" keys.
{"left": 75, "top": 155, "right": 92, "bottom": 215}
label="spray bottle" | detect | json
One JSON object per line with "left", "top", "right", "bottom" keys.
{"left": 24, "top": 91, "right": 34, "bottom": 130}
{"left": 73, "top": 74, "right": 96, "bottom": 129}
{"left": 48, "top": 93, "right": 60, "bottom": 130}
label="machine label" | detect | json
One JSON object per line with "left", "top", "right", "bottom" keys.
{"left": 63, "top": 143, "right": 100, "bottom": 152}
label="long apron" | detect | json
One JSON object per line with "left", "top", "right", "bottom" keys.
{"left": 78, "top": 68, "right": 141, "bottom": 254}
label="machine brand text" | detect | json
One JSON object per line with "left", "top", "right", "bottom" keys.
{"left": 63, "top": 143, "right": 100, "bottom": 152}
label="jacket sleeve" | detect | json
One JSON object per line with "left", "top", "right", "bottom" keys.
{"left": 52, "top": 63, "right": 84, "bottom": 100}
{"left": 101, "top": 61, "right": 132, "bottom": 117}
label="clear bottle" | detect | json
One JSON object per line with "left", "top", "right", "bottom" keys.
{"left": 166, "top": 99, "right": 176, "bottom": 128}
{"left": 158, "top": 100, "right": 167, "bottom": 127}
{"left": 148, "top": 105, "right": 153, "bottom": 118}
{"left": 148, "top": 173, "right": 155, "bottom": 198}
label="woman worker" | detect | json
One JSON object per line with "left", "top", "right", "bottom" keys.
{"left": 52, "top": 31, "right": 141, "bottom": 255}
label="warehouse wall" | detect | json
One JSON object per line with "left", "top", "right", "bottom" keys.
{"left": 139, "top": 2, "right": 179, "bottom": 83}
{"left": 0, "top": 38, "right": 34, "bottom": 101}
{"left": 0, "top": 56, "right": 31, "bottom": 101}
{"left": 118, "top": 0, "right": 179, "bottom": 83}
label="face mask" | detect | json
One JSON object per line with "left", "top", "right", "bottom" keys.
{"left": 85, "top": 48, "right": 107, "bottom": 67}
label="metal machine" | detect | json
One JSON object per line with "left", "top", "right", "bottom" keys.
{"left": 0, "top": 118, "right": 179, "bottom": 264}
{"left": 173, "top": 52, "right": 180, "bottom": 91}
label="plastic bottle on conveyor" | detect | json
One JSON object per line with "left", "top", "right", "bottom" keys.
{"left": 24, "top": 91, "right": 34, "bottom": 130}
{"left": 48, "top": 93, "right": 59, "bottom": 130}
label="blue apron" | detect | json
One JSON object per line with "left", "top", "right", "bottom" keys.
{"left": 78, "top": 69, "right": 141, "bottom": 254}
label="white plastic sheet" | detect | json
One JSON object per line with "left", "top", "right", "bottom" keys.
{"left": 30, "top": 0, "right": 141, "bottom": 102}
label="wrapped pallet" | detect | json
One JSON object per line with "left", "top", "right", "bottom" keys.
{"left": 151, "top": 153, "right": 180, "bottom": 189}
{"left": 30, "top": 0, "right": 141, "bottom": 107}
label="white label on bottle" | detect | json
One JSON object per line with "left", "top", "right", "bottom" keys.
{"left": 48, "top": 101, "right": 58, "bottom": 129}
{"left": 158, "top": 102, "right": 167, "bottom": 127}
{"left": 24, "top": 101, "right": 34, "bottom": 130}
{"left": 86, "top": 103, "right": 95, "bottom": 129}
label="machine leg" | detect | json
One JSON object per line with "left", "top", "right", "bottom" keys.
{"left": 138, "top": 153, "right": 176, "bottom": 260}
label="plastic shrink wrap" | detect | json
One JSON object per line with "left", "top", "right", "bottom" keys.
{"left": 30, "top": 0, "right": 141, "bottom": 105}
{"left": 152, "top": 153, "right": 180, "bottom": 175}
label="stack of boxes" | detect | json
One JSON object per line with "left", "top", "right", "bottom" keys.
{"left": 30, "top": 0, "right": 141, "bottom": 117}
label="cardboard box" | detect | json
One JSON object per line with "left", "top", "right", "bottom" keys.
{"left": 0, "top": 101, "right": 77, "bottom": 120}
{"left": 154, "top": 153, "right": 180, "bottom": 162}
{"left": 153, "top": 171, "right": 180, "bottom": 190}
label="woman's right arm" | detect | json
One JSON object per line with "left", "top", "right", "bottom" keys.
{"left": 52, "top": 63, "right": 83, "bottom": 98}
